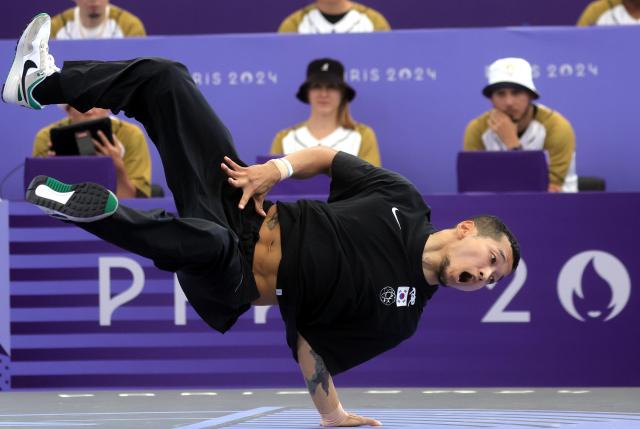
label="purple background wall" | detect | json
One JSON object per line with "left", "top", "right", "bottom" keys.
{"left": 0, "top": 28, "right": 639, "bottom": 201}
{"left": 4, "top": 0, "right": 593, "bottom": 38}
{"left": 8, "top": 193, "right": 639, "bottom": 389}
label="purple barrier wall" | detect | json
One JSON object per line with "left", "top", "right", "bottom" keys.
{"left": 4, "top": 0, "right": 593, "bottom": 38}
{"left": 0, "top": 28, "right": 638, "bottom": 201}
{"left": 8, "top": 193, "right": 640, "bottom": 389}
{"left": 0, "top": 200, "right": 9, "bottom": 390}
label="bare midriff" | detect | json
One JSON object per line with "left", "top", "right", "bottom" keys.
{"left": 251, "top": 204, "right": 281, "bottom": 306}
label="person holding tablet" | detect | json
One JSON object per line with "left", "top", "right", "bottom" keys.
{"left": 32, "top": 104, "right": 152, "bottom": 198}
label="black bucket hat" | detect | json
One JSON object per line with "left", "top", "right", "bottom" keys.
{"left": 296, "top": 58, "right": 356, "bottom": 104}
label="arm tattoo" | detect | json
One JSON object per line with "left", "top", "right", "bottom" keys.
{"left": 267, "top": 212, "right": 279, "bottom": 230}
{"left": 305, "top": 349, "right": 330, "bottom": 397}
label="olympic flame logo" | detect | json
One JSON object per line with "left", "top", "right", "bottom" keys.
{"left": 557, "top": 251, "right": 630, "bottom": 322}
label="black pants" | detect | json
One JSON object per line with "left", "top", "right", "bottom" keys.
{"left": 57, "top": 58, "right": 268, "bottom": 332}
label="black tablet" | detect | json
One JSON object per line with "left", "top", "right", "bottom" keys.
{"left": 49, "top": 117, "right": 113, "bottom": 156}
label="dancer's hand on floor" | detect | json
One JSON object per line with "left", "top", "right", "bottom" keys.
{"left": 221, "top": 156, "right": 280, "bottom": 216}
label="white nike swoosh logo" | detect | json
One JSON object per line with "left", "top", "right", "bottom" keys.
{"left": 391, "top": 207, "right": 401, "bottom": 230}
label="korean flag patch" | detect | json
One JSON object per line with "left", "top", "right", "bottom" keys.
{"left": 396, "top": 286, "right": 409, "bottom": 307}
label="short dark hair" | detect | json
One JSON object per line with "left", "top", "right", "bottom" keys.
{"left": 470, "top": 215, "right": 520, "bottom": 272}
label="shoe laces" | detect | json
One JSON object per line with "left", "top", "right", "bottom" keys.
{"left": 39, "top": 41, "right": 60, "bottom": 75}
{"left": 45, "top": 54, "right": 60, "bottom": 74}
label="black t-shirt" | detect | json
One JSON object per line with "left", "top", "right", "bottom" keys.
{"left": 276, "top": 152, "right": 438, "bottom": 375}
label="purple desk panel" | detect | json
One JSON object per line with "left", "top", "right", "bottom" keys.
{"left": 7, "top": 193, "right": 640, "bottom": 389}
{"left": 457, "top": 151, "right": 549, "bottom": 193}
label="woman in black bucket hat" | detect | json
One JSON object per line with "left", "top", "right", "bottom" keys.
{"left": 271, "top": 58, "right": 381, "bottom": 166}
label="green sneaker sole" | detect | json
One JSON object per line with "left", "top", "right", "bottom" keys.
{"left": 26, "top": 175, "right": 118, "bottom": 222}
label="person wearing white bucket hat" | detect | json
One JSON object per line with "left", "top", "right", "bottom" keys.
{"left": 464, "top": 57, "right": 578, "bottom": 193}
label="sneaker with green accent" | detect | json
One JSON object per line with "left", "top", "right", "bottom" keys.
{"left": 1, "top": 13, "right": 59, "bottom": 110}
{"left": 26, "top": 176, "right": 118, "bottom": 222}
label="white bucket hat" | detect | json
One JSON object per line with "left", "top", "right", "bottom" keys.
{"left": 482, "top": 57, "right": 539, "bottom": 99}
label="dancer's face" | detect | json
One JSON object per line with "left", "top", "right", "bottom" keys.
{"left": 438, "top": 221, "right": 513, "bottom": 292}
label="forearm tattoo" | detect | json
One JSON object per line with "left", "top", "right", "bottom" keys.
{"left": 267, "top": 212, "right": 279, "bottom": 230}
{"left": 305, "top": 349, "right": 330, "bottom": 397}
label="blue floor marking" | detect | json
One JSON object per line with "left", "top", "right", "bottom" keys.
{"left": 174, "top": 407, "right": 282, "bottom": 429}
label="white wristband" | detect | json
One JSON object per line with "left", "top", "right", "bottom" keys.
{"left": 270, "top": 158, "right": 293, "bottom": 181}
{"left": 279, "top": 157, "right": 294, "bottom": 178}
{"left": 320, "top": 402, "right": 349, "bottom": 427}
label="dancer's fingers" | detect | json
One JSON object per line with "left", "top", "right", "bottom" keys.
{"left": 227, "top": 176, "right": 243, "bottom": 188}
{"left": 253, "top": 195, "right": 267, "bottom": 217}
{"left": 223, "top": 156, "right": 244, "bottom": 172}
{"left": 221, "top": 162, "right": 242, "bottom": 178}
{"left": 238, "top": 189, "right": 253, "bottom": 210}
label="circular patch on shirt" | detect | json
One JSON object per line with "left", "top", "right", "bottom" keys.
{"left": 379, "top": 287, "right": 396, "bottom": 306}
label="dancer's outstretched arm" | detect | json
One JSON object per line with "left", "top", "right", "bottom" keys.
{"left": 221, "top": 146, "right": 338, "bottom": 216}
{"left": 297, "top": 335, "right": 382, "bottom": 427}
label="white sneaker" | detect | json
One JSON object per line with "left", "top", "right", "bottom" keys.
{"left": 1, "top": 13, "right": 59, "bottom": 110}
